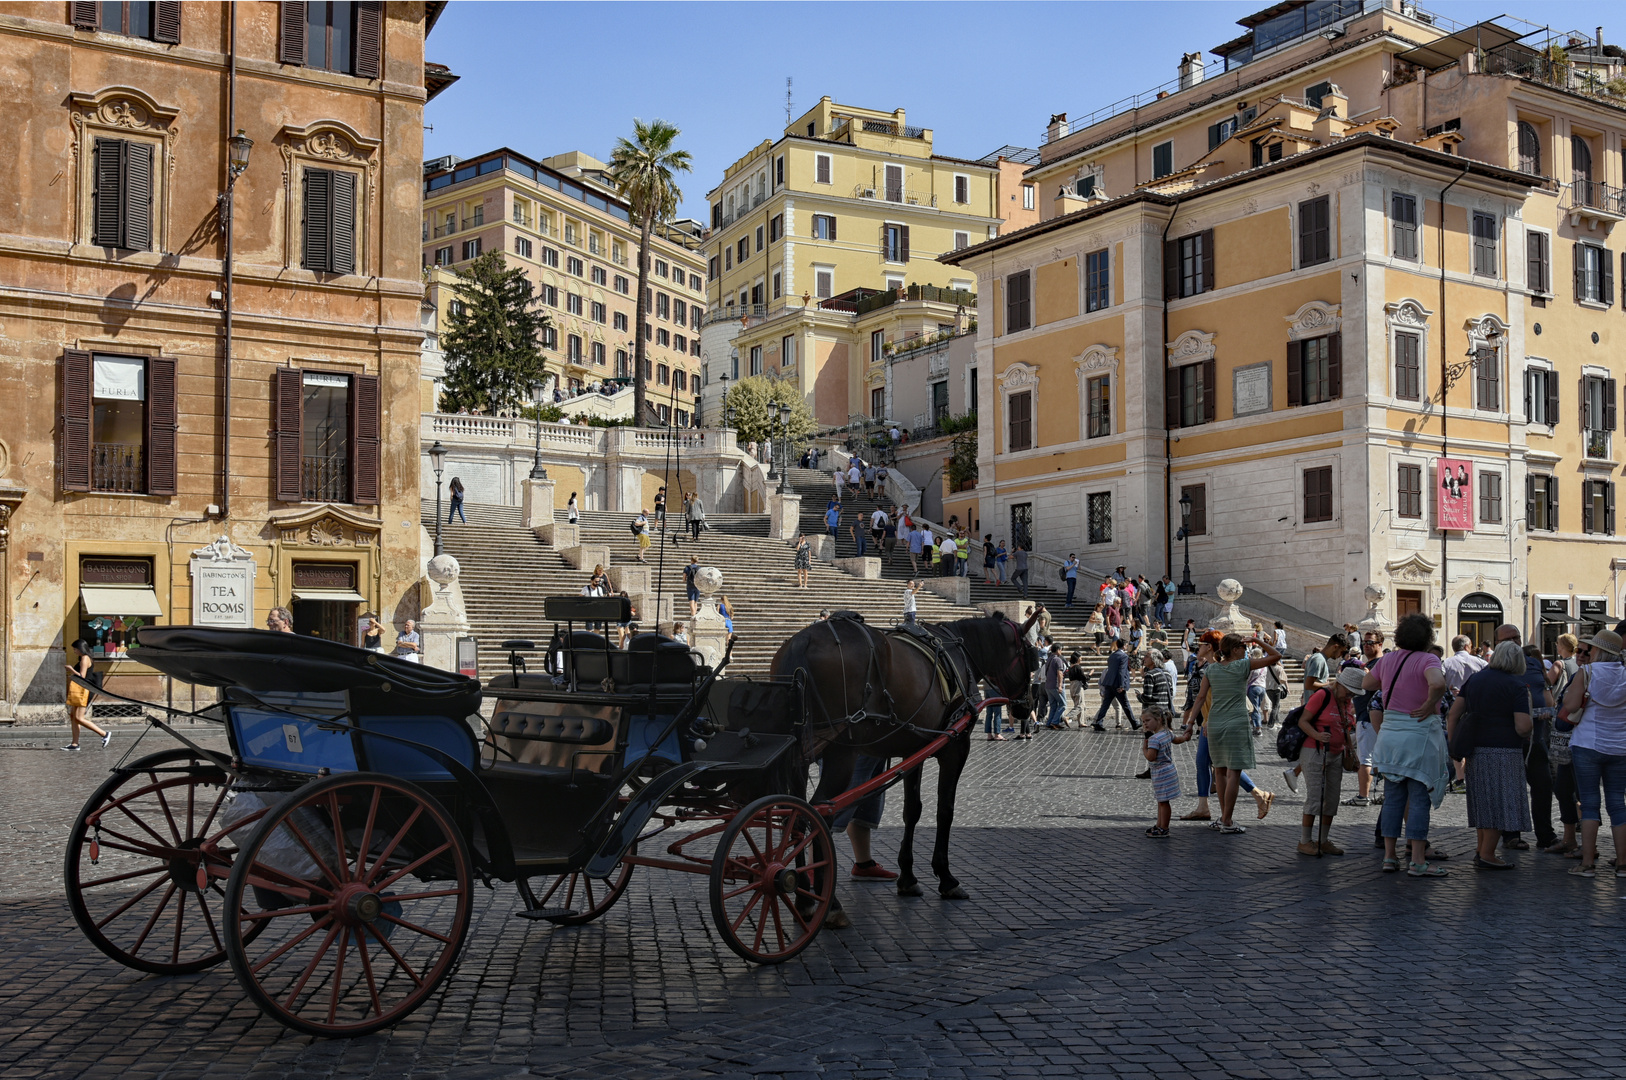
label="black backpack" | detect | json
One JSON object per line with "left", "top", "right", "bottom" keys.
{"left": 1276, "top": 688, "right": 1334, "bottom": 761}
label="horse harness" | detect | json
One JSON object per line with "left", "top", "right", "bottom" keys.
{"left": 809, "top": 613, "right": 985, "bottom": 751}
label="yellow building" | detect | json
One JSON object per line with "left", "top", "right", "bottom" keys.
{"left": 421, "top": 149, "right": 707, "bottom": 424}
{"left": 699, "top": 98, "right": 1006, "bottom": 425}
{"left": 947, "top": 0, "right": 1626, "bottom": 643}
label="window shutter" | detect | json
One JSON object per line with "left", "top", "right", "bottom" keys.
{"left": 1607, "top": 378, "right": 1619, "bottom": 431}
{"left": 123, "top": 141, "right": 153, "bottom": 251}
{"left": 1165, "top": 368, "right": 1182, "bottom": 429}
{"left": 899, "top": 224, "right": 910, "bottom": 262}
{"left": 1163, "top": 238, "right": 1179, "bottom": 300}
{"left": 1549, "top": 477, "right": 1559, "bottom": 530}
{"left": 92, "top": 138, "right": 124, "bottom": 247}
{"left": 1326, "top": 332, "right": 1342, "bottom": 399}
{"left": 329, "top": 170, "right": 357, "bottom": 275}
{"left": 1610, "top": 483, "right": 1618, "bottom": 535}
{"left": 1574, "top": 242, "right": 1585, "bottom": 300}
{"left": 1526, "top": 232, "right": 1545, "bottom": 294}
{"left": 1545, "top": 372, "right": 1559, "bottom": 426}
{"left": 1525, "top": 475, "right": 1536, "bottom": 529}
{"left": 144, "top": 356, "right": 178, "bottom": 496}
{"left": 827, "top": 215, "right": 837, "bottom": 241}
{"left": 1286, "top": 340, "right": 1303, "bottom": 407}
{"left": 1200, "top": 229, "right": 1215, "bottom": 292}
{"left": 1605, "top": 248, "right": 1616, "bottom": 307}
{"left": 303, "top": 168, "right": 332, "bottom": 272}
{"left": 274, "top": 368, "right": 305, "bottom": 502}
{"left": 1201, "top": 358, "right": 1216, "bottom": 423}
{"left": 60, "top": 349, "right": 93, "bottom": 492}
{"left": 279, "top": 1, "right": 306, "bottom": 65}
{"left": 1582, "top": 377, "right": 1592, "bottom": 432}
{"left": 1584, "top": 481, "right": 1595, "bottom": 533}
{"left": 1208, "top": 122, "right": 1223, "bottom": 151}
{"left": 71, "top": 1, "right": 98, "bottom": 30}
{"left": 350, "top": 373, "right": 380, "bottom": 505}
{"left": 354, "top": 1, "right": 383, "bottom": 79}
{"left": 153, "top": 1, "right": 182, "bottom": 43}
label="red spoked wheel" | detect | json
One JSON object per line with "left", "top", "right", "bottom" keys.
{"left": 526, "top": 843, "right": 636, "bottom": 926}
{"left": 64, "top": 748, "right": 263, "bottom": 974}
{"left": 708, "top": 795, "right": 834, "bottom": 964}
{"left": 223, "top": 772, "right": 473, "bottom": 1038}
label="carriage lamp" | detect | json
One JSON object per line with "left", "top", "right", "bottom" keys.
{"left": 429, "top": 440, "right": 448, "bottom": 556}
{"left": 227, "top": 129, "right": 254, "bottom": 179}
{"left": 1176, "top": 490, "right": 1195, "bottom": 595}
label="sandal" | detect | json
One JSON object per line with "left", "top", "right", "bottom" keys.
{"left": 1503, "top": 837, "right": 1530, "bottom": 851}
{"left": 1208, "top": 820, "right": 1223, "bottom": 831}
{"left": 1180, "top": 810, "right": 1211, "bottom": 821}
{"left": 1407, "top": 862, "right": 1448, "bottom": 877}
{"left": 1219, "top": 824, "right": 1246, "bottom": 834}
{"left": 1145, "top": 826, "right": 1170, "bottom": 838}
{"left": 1569, "top": 864, "right": 1596, "bottom": 878}
{"left": 1255, "top": 791, "right": 1274, "bottom": 820}
{"left": 1474, "top": 856, "right": 1516, "bottom": 871}
{"left": 1381, "top": 857, "right": 1400, "bottom": 873}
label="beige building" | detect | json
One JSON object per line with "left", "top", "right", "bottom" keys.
{"left": 421, "top": 148, "right": 707, "bottom": 425}
{"left": 948, "top": 0, "right": 1626, "bottom": 644}
{"left": 698, "top": 99, "right": 1011, "bottom": 426}
{"left": 0, "top": 1, "right": 450, "bottom": 720}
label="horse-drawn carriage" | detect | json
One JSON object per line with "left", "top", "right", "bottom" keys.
{"left": 62, "top": 596, "right": 1038, "bottom": 1037}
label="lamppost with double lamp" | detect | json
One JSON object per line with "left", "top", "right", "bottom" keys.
{"left": 528, "top": 390, "right": 549, "bottom": 481}
{"left": 776, "top": 402, "right": 792, "bottom": 493}
{"left": 1175, "top": 490, "right": 1195, "bottom": 594}
{"left": 716, "top": 373, "right": 729, "bottom": 429}
{"left": 429, "top": 440, "right": 448, "bottom": 556}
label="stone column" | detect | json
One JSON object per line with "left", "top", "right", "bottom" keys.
{"left": 522, "top": 477, "right": 556, "bottom": 530}
{"left": 768, "top": 491, "right": 802, "bottom": 541}
{"left": 418, "top": 552, "right": 470, "bottom": 672}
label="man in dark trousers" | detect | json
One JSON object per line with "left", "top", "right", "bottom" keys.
{"left": 1091, "top": 639, "right": 1138, "bottom": 731}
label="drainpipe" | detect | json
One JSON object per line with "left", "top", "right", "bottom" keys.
{"left": 220, "top": 5, "right": 237, "bottom": 520}
{"left": 1437, "top": 161, "right": 1470, "bottom": 623}
{"left": 1161, "top": 196, "right": 1183, "bottom": 582}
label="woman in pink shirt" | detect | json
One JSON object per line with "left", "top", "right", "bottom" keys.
{"left": 1362, "top": 613, "right": 1450, "bottom": 876}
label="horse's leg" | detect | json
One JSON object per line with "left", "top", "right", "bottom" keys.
{"left": 932, "top": 734, "right": 972, "bottom": 899}
{"left": 810, "top": 747, "right": 855, "bottom": 929}
{"left": 896, "top": 763, "right": 925, "bottom": 897}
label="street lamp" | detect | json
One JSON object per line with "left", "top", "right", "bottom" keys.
{"left": 216, "top": 129, "right": 253, "bottom": 519}
{"left": 528, "top": 390, "right": 549, "bottom": 481}
{"left": 1175, "top": 490, "right": 1195, "bottom": 595}
{"left": 717, "top": 373, "right": 729, "bottom": 428}
{"left": 429, "top": 440, "right": 448, "bottom": 556}
{"left": 776, "top": 402, "right": 792, "bottom": 493}
{"left": 227, "top": 129, "right": 254, "bottom": 178}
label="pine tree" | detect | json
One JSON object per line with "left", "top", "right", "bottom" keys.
{"left": 439, "top": 251, "right": 551, "bottom": 415}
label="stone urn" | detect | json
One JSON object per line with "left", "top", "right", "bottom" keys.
{"left": 1357, "top": 583, "right": 1392, "bottom": 643}
{"left": 1211, "top": 578, "right": 1253, "bottom": 634}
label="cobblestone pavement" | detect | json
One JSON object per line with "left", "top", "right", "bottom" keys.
{"left": 3, "top": 718, "right": 1625, "bottom": 1079}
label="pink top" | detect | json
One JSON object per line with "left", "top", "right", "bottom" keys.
{"left": 1370, "top": 649, "right": 1443, "bottom": 714}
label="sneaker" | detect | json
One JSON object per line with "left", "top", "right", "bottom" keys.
{"left": 1281, "top": 768, "right": 1299, "bottom": 794}
{"left": 1342, "top": 795, "right": 1369, "bottom": 807}
{"left": 1219, "top": 824, "right": 1247, "bottom": 835}
{"left": 1318, "top": 840, "right": 1344, "bottom": 856}
{"left": 1297, "top": 841, "right": 1320, "bottom": 856}
{"left": 850, "top": 861, "right": 899, "bottom": 881}
{"left": 101, "top": 730, "right": 114, "bottom": 749}
{"left": 60, "top": 744, "right": 80, "bottom": 751}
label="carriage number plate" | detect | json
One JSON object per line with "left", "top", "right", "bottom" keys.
{"left": 282, "top": 724, "right": 304, "bottom": 754}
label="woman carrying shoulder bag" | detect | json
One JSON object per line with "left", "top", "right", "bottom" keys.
{"left": 1364, "top": 613, "right": 1450, "bottom": 877}
{"left": 1560, "top": 630, "right": 1626, "bottom": 879}
{"left": 1448, "top": 641, "right": 1534, "bottom": 870}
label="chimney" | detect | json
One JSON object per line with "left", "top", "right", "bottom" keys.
{"left": 1178, "top": 51, "right": 1206, "bottom": 91}
{"left": 1047, "top": 113, "right": 1069, "bottom": 142}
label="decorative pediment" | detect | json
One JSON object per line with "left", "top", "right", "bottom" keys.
{"left": 1284, "top": 300, "right": 1342, "bottom": 340}
{"left": 190, "top": 536, "right": 254, "bottom": 564}
{"left": 1385, "top": 298, "right": 1433, "bottom": 328}
{"left": 998, "top": 362, "right": 1040, "bottom": 391}
{"left": 269, "top": 505, "right": 382, "bottom": 547}
{"left": 1075, "top": 345, "right": 1119, "bottom": 376}
{"left": 279, "top": 120, "right": 381, "bottom": 163}
{"left": 68, "top": 86, "right": 180, "bottom": 134}
{"left": 1166, "top": 330, "right": 1215, "bottom": 365}
{"left": 1384, "top": 553, "right": 1438, "bottom": 583}
{"left": 1465, "top": 313, "right": 1509, "bottom": 350}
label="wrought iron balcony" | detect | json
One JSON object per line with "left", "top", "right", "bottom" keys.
{"left": 1563, "top": 180, "right": 1625, "bottom": 225}
{"left": 91, "top": 443, "right": 144, "bottom": 494}
{"left": 302, "top": 455, "right": 350, "bottom": 503}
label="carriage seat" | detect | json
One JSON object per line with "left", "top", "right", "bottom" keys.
{"left": 486, "top": 707, "right": 613, "bottom": 745}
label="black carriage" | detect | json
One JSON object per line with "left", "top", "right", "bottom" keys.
{"left": 63, "top": 596, "right": 838, "bottom": 1038}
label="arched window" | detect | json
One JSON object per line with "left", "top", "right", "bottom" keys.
{"left": 1517, "top": 121, "right": 1541, "bottom": 175}
{"left": 1572, "top": 135, "right": 1594, "bottom": 183}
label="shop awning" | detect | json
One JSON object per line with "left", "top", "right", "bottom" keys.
{"left": 80, "top": 585, "right": 164, "bottom": 617}
{"left": 292, "top": 589, "right": 369, "bottom": 604}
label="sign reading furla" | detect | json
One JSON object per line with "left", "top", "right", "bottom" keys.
{"left": 189, "top": 536, "right": 257, "bottom": 628}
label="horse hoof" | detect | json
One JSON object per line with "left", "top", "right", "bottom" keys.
{"left": 940, "top": 885, "right": 969, "bottom": 900}
{"left": 824, "top": 909, "right": 852, "bottom": 930}
{"left": 897, "top": 881, "right": 924, "bottom": 897}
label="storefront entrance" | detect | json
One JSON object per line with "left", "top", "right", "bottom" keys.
{"left": 1456, "top": 592, "right": 1504, "bottom": 651}
{"left": 292, "top": 597, "right": 358, "bottom": 643}
{"left": 290, "top": 560, "right": 367, "bottom": 645}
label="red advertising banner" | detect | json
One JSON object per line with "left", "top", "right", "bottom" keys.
{"left": 1437, "top": 457, "right": 1473, "bottom": 530}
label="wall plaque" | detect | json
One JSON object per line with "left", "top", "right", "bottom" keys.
{"left": 292, "top": 562, "right": 356, "bottom": 590}
{"left": 82, "top": 558, "right": 152, "bottom": 585}
{"left": 1232, "top": 362, "right": 1272, "bottom": 418}
{"left": 190, "top": 536, "right": 256, "bottom": 628}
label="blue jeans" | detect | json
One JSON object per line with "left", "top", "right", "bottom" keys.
{"left": 853, "top": 533, "right": 867, "bottom": 556}
{"left": 448, "top": 497, "right": 466, "bottom": 523}
{"left": 831, "top": 755, "right": 888, "bottom": 831}
{"left": 1065, "top": 577, "right": 1077, "bottom": 605}
{"left": 1246, "top": 685, "right": 1266, "bottom": 730}
{"left": 984, "top": 702, "right": 1003, "bottom": 734}
{"left": 1194, "top": 732, "right": 1255, "bottom": 798}
{"left": 1046, "top": 688, "right": 1065, "bottom": 727}
{"left": 1379, "top": 776, "right": 1432, "bottom": 841}
{"left": 1571, "top": 745, "right": 1626, "bottom": 825}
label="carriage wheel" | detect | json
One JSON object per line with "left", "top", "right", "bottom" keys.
{"left": 530, "top": 843, "right": 636, "bottom": 926}
{"left": 709, "top": 796, "right": 834, "bottom": 964}
{"left": 224, "top": 772, "right": 473, "bottom": 1038}
{"left": 64, "top": 748, "right": 261, "bottom": 975}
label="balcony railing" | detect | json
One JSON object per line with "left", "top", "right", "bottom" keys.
{"left": 611, "top": 250, "right": 628, "bottom": 266}
{"left": 432, "top": 222, "right": 456, "bottom": 238}
{"left": 831, "top": 117, "right": 928, "bottom": 141}
{"left": 92, "top": 443, "right": 144, "bottom": 493}
{"left": 302, "top": 455, "right": 350, "bottom": 503}
{"left": 1563, "top": 180, "right": 1626, "bottom": 218}
{"left": 853, "top": 185, "right": 937, "bottom": 207}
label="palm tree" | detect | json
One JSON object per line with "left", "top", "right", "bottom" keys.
{"left": 608, "top": 119, "right": 692, "bottom": 426}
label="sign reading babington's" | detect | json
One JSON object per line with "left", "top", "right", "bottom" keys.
{"left": 189, "top": 536, "right": 256, "bottom": 628}
{"left": 1437, "top": 457, "right": 1473, "bottom": 531}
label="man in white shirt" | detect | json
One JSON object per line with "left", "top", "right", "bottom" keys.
{"left": 937, "top": 533, "right": 957, "bottom": 577}
{"left": 870, "top": 507, "right": 889, "bottom": 548}
{"left": 847, "top": 464, "right": 862, "bottom": 494}
{"left": 1273, "top": 621, "right": 1288, "bottom": 653}
{"left": 1441, "top": 634, "right": 1486, "bottom": 694}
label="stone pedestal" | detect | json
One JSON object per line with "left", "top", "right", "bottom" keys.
{"left": 689, "top": 600, "right": 728, "bottom": 669}
{"left": 768, "top": 492, "right": 802, "bottom": 541}
{"left": 561, "top": 543, "right": 611, "bottom": 571}
{"left": 807, "top": 535, "right": 836, "bottom": 563}
{"left": 922, "top": 577, "right": 969, "bottom": 606}
{"left": 418, "top": 551, "right": 469, "bottom": 673}
{"left": 535, "top": 522, "right": 579, "bottom": 548}
{"left": 1210, "top": 578, "right": 1255, "bottom": 635}
{"left": 1356, "top": 584, "right": 1393, "bottom": 645}
{"left": 522, "top": 477, "right": 556, "bottom": 531}
{"left": 834, "top": 556, "right": 881, "bottom": 580}
{"left": 606, "top": 564, "right": 649, "bottom": 598}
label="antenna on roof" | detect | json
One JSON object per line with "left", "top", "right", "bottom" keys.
{"left": 785, "top": 76, "right": 794, "bottom": 126}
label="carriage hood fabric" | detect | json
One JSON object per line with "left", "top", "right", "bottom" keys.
{"left": 134, "top": 626, "right": 480, "bottom": 705}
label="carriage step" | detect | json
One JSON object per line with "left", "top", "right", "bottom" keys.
{"left": 514, "top": 907, "right": 578, "bottom": 920}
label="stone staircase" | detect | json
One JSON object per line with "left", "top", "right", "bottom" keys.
{"left": 428, "top": 502, "right": 976, "bottom": 680}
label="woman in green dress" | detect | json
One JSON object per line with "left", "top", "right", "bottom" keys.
{"left": 1188, "top": 632, "right": 1281, "bottom": 833}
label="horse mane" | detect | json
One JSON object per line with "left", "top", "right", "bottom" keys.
{"left": 939, "top": 614, "right": 1018, "bottom": 674}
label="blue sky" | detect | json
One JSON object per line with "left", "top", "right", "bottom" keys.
{"left": 425, "top": 1, "right": 1611, "bottom": 221}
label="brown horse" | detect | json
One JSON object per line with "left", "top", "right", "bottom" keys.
{"left": 768, "top": 610, "right": 1040, "bottom": 902}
